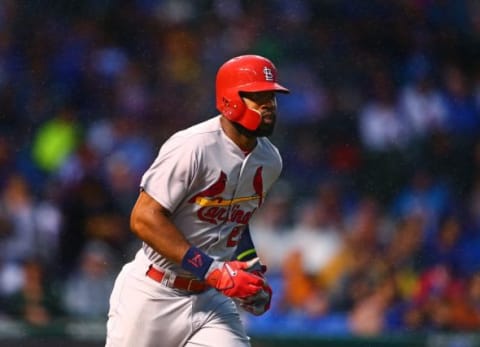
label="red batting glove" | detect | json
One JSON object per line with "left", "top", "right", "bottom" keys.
{"left": 234, "top": 258, "right": 272, "bottom": 315}
{"left": 236, "top": 282, "right": 272, "bottom": 316}
{"left": 248, "top": 261, "right": 267, "bottom": 277}
{"left": 205, "top": 259, "right": 265, "bottom": 298}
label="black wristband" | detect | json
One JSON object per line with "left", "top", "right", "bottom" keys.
{"left": 181, "top": 246, "right": 214, "bottom": 280}
{"left": 232, "top": 225, "right": 257, "bottom": 261}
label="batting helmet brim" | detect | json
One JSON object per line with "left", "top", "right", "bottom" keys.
{"left": 238, "top": 82, "right": 290, "bottom": 94}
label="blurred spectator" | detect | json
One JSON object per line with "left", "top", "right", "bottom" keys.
{"left": 390, "top": 167, "right": 451, "bottom": 242}
{"left": 57, "top": 142, "right": 101, "bottom": 191}
{"left": 62, "top": 240, "right": 117, "bottom": 320}
{"left": 316, "top": 197, "right": 385, "bottom": 294}
{"left": 280, "top": 249, "right": 329, "bottom": 317}
{"left": 32, "top": 182, "right": 63, "bottom": 270}
{"left": 357, "top": 69, "right": 411, "bottom": 202}
{"left": 438, "top": 64, "right": 480, "bottom": 194}
{"left": 399, "top": 56, "right": 448, "bottom": 141}
{"left": 358, "top": 69, "right": 410, "bottom": 152}
{"left": 383, "top": 215, "right": 425, "bottom": 300}
{"left": 287, "top": 181, "right": 345, "bottom": 275}
{"left": 409, "top": 262, "right": 464, "bottom": 331}
{"left": 0, "top": 173, "right": 62, "bottom": 296}
{"left": 0, "top": 174, "right": 38, "bottom": 264}
{"left": 448, "top": 271, "right": 480, "bottom": 331}
{"left": 2, "top": 259, "right": 63, "bottom": 326}
{"left": 348, "top": 274, "right": 400, "bottom": 336}
{"left": 250, "top": 180, "right": 294, "bottom": 273}
{"left": 441, "top": 65, "right": 479, "bottom": 136}
{"left": 327, "top": 236, "right": 383, "bottom": 314}
{"left": 273, "top": 181, "right": 349, "bottom": 316}
{"left": 102, "top": 117, "right": 154, "bottom": 213}
{"left": 56, "top": 175, "right": 129, "bottom": 278}
{"left": 456, "top": 175, "right": 480, "bottom": 276}
{"left": 31, "top": 107, "right": 81, "bottom": 175}
{"left": 420, "top": 214, "right": 465, "bottom": 271}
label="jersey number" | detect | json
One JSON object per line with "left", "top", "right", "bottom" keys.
{"left": 226, "top": 226, "right": 242, "bottom": 247}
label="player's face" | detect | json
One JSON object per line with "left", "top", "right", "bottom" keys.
{"left": 241, "top": 91, "right": 277, "bottom": 137}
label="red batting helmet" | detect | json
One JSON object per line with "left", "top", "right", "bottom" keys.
{"left": 216, "top": 55, "right": 289, "bottom": 131}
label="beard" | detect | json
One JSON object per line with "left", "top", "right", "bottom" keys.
{"left": 233, "top": 112, "right": 276, "bottom": 137}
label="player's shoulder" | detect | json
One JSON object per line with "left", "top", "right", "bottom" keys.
{"left": 162, "top": 116, "right": 222, "bottom": 149}
{"left": 170, "top": 116, "right": 221, "bottom": 143}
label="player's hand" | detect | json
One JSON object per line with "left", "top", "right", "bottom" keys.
{"left": 245, "top": 258, "right": 267, "bottom": 277}
{"left": 236, "top": 282, "right": 272, "bottom": 316}
{"left": 235, "top": 259, "right": 272, "bottom": 315}
{"left": 205, "top": 258, "right": 265, "bottom": 298}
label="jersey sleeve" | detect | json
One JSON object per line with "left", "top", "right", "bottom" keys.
{"left": 140, "top": 135, "right": 198, "bottom": 212}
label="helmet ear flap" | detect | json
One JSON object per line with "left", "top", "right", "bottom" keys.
{"left": 220, "top": 95, "right": 261, "bottom": 131}
{"left": 219, "top": 94, "right": 246, "bottom": 122}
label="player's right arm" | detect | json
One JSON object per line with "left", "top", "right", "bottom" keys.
{"left": 131, "top": 189, "right": 264, "bottom": 299}
{"left": 130, "top": 189, "right": 191, "bottom": 265}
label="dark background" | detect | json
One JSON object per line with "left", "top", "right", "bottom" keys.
{"left": 1, "top": 0, "right": 480, "bottom": 345}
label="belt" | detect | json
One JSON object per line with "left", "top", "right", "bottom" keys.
{"left": 146, "top": 265, "right": 208, "bottom": 293}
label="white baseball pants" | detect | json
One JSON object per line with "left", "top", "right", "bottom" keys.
{"left": 105, "top": 250, "right": 251, "bottom": 347}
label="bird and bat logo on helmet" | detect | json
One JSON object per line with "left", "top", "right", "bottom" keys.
{"left": 188, "top": 168, "right": 264, "bottom": 226}
{"left": 263, "top": 67, "right": 274, "bottom": 81}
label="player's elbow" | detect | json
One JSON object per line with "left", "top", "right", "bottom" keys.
{"left": 129, "top": 212, "right": 140, "bottom": 236}
{"left": 129, "top": 203, "right": 147, "bottom": 239}
{"left": 131, "top": 214, "right": 155, "bottom": 243}
{"left": 129, "top": 204, "right": 159, "bottom": 241}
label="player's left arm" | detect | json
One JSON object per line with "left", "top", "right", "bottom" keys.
{"left": 232, "top": 225, "right": 272, "bottom": 316}
{"left": 233, "top": 225, "right": 260, "bottom": 261}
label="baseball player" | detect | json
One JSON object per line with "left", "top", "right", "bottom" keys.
{"left": 105, "top": 55, "right": 290, "bottom": 347}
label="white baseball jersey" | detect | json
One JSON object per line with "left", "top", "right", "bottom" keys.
{"left": 140, "top": 115, "right": 282, "bottom": 276}
{"left": 106, "top": 115, "right": 282, "bottom": 347}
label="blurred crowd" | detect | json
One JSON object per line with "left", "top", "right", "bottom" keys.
{"left": 1, "top": 0, "right": 480, "bottom": 337}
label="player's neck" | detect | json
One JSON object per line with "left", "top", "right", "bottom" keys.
{"left": 220, "top": 117, "right": 257, "bottom": 153}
